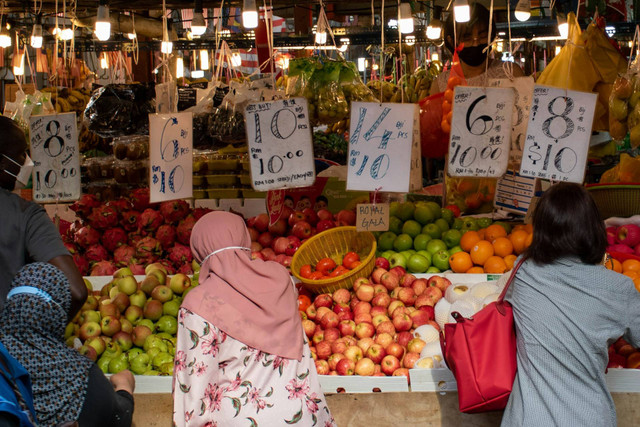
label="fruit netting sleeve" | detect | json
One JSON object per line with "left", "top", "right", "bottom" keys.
{"left": 76, "top": 365, "right": 134, "bottom": 427}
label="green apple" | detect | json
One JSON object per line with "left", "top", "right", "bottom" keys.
{"left": 399, "top": 250, "right": 415, "bottom": 262}
{"left": 389, "top": 253, "right": 407, "bottom": 269}
{"left": 396, "top": 202, "right": 415, "bottom": 221}
{"left": 434, "top": 218, "right": 450, "bottom": 233}
{"left": 461, "top": 217, "right": 479, "bottom": 231}
{"left": 452, "top": 218, "right": 464, "bottom": 230}
{"left": 426, "top": 239, "right": 448, "bottom": 255}
{"left": 422, "top": 223, "right": 442, "bottom": 239}
{"left": 381, "top": 250, "right": 396, "bottom": 260}
{"left": 389, "top": 201, "right": 400, "bottom": 218}
{"left": 426, "top": 266, "right": 441, "bottom": 273}
{"left": 129, "top": 290, "right": 147, "bottom": 308}
{"left": 377, "top": 232, "right": 397, "bottom": 251}
{"left": 432, "top": 250, "right": 451, "bottom": 271}
{"left": 413, "top": 205, "right": 435, "bottom": 225}
{"left": 114, "top": 267, "right": 134, "bottom": 279}
{"left": 117, "top": 275, "right": 139, "bottom": 296}
{"left": 97, "top": 356, "right": 112, "bottom": 374}
{"left": 424, "top": 202, "right": 442, "bottom": 220}
{"left": 393, "top": 234, "right": 413, "bottom": 252}
{"left": 417, "top": 250, "right": 432, "bottom": 263}
{"left": 80, "top": 310, "right": 101, "bottom": 325}
{"left": 83, "top": 278, "right": 94, "bottom": 292}
{"left": 442, "top": 229, "right": 462, "bottom": 248}
{"left": 407, "top": 254, "right": 431, "bottom": 273}
{"left": 440, "top": 208, "right": 454, "bottom": 225}
{"left": 402, "top": 220, "right": 422, "bottom": 239}
{"left": 130, "top": 353, "right": 151, "bottom": 375}
{"left": 163, "top": 299, "right": 181, "bottom": 318}
{"left": 388, "top": 216, "right": 403, "bottom": 235}
{"left": 448, "top": 246, "right": 463, "bottom": 256}
{"left": 477, "top": 217, "right": 492, "bottom": 229}
{"left": 169, "top": 273, "right": 191, "bottom": 295}
{"left": 413, "top": 234, "right": 432, "bottom": 251}
{"left": 109, "top": 354, "right": 130, "bottom": 374}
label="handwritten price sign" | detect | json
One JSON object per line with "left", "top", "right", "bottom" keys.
{"left": 245, "top": 98, "right": 315, "bottom": 192}
{"left": 29, "top": 113, "right": 80, "bottom": 202}
{"left": 149, "top": 113, "right": 193, "bottom": 203}
{"left": 347, "top": 102, "right": 420, "bottom": 193}
{"left": 489, "top": 77, "right": 534, "bottom": 167}
{"left": 448, "top": 86, "right": 515, "bottom": 178}
{"left": 519, "top": 85, "right": 596, "bottom": 183}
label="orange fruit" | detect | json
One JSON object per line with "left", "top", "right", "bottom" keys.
{"left": 493, "top": 237, "right": 514, "bottom": 257}
{"left": 605, "top": 258, "right": 623, "bottom": 273}
{"left": 470, "top": 240, "right": 494, "bottom": 266}
{"left": 504, "top": 254, "right": 517, "bottom": 271}
{"left": 485, "top": 224, "right": 508, "bottom": 242}
{"left": 466, "top": 266, "right": 485, "bottom": 274}
{"left": 477, "top": 228, "right": 486, "bottom": 240}
{"left": 523, "top": 224, "right": 534, "bottom": 234}
{"left": 450, "top": 252, "right": 473, "bottom": 273}
{"left": 634, "top": 277, "right": 640, "bottom": 293}
{"left": 624, "top": 271, "right": 640, "bottom": 280}
{"left": 525, "top": 233, "right": 533, "bottom": 249}
{"left": 484, "top": 256, "right": 508, "bottom": 274}
{"left": 512, "top": 224, "right": 527, "bottom": 232}
{"left": 509, "top": 230, "right": 530, "bottom": 255}
{"left": 622, "top": 259, "right": 640, "bottom": 273}
{"left": 460, "top": 231, "right": 481, "bottom": 252}
{"left": 441, "top": 119, "right": 451, "bottom": 133}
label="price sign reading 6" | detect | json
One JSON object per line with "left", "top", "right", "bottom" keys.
{"left": 466, "top": 95, "right": 494, "bottom": 135}
{"left": 542, "top": 96, "right": 575, "bottom": 140}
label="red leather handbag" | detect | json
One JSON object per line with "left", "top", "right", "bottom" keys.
{"left": 440, "top": 257, "right": 525, "bottom": 413}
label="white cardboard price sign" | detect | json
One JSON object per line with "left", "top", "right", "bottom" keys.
{"left": 244, "top": 98, "right": 315, "bottom": 191}
{"left": 448, "top": 86, "right": 515, "bottom": 178}
{"left": 489, "top": 77, "right": 534, "bottom": 167}
{"left": 29, "top": 112, "right": 80, "bottom": 203}
{"left": 519, "top": 85, "right": 596, "bottom": 183}
{"left": 149, "top": 113, "right": 193, "bottom": 203}
{"left": 347, "top": 102, "right": 421, "bottom": 193}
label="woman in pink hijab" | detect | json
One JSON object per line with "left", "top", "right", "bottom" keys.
{"left": 172, "top": 211, "right": 335, "bottom": 426}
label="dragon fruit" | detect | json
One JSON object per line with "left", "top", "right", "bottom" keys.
{"left": 114, "top": 245, "right": 136, "bottom": 267}
{"left": 127, "top": 232, "right": 144, "bottom": 248}
{"left": 73, "top": 253, "right": 90, "bottom": 276}
{"left": 128, "top": 263, "right": 145, "bottom": 275}
{"left": 176, "top": 215, "right": 197, "bottom": 246}
{"left": 159, "top": 260, "right": 176, "bottom": 275}
{"left": 85, "top": 244, "right": 109, "bottom": 263}
{"left": 159, "top": 200, "right": 191, "bottom": 224}
{"left": 121, "top": 211, "right": 141, "bottom": 232}
{"left": 64, "top": 242, "right": 77, "bottom": 255}
{"left": 138, "top": 208, "right": 163, "bottom": 232}
{"left": 69, "top": 194, "right": 101, "bottom": 219}
{"left": 74, "top": 226, "right": 101, "bottom": 249}
{"left": 135, "top": 237, "right": 162, "bottom": 263}
{"left": 87, "top": 204, "right": 119, "bottom": 230}
{"left": 192, "top": 207, "right": 212, "bottom": 222}
{"left": 105, "top": 198, "right": 133, "bottom": 214}
{"left": 177, "top": 262, "right": 194, "bottom": 275}
{"left": 101, "top": 228, "right": 128, "bottom": 252}
{"left": 56, "top": 218, "right": 73, "bottom": 240}
{"left": 90, "top": 260, "right": 117, "bottom": 276}
{"left": 167, "top": 243, "right": 193, "bottom": 266}
{"left": 129, "top": 188, "right": 151, "bottom": 211}
{"left": 156, "top": 224, "right": 177, "bottom": 250}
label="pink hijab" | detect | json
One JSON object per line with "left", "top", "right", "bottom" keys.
{"left": 182, "top": 211, "right": 303, "bottom": 361}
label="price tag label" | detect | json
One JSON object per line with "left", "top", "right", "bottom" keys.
{"left": 245, "top": 98, "right": 315, "bottom": 191}
{"left": 347, "top": 102, "right": 420, "bottom": 193}
{"left": 520, "top": 85, "right": 596, "bottom": 183}
{"left": 149, "top": 113, "right": 193, "bottom": 203}
{"left": 29, "top": 112, "right": 80, "bottom": 203}
{"left": 448, "top": 86, "right": 515, "bottom": 178}
{"left": 493, "top": 171, "right": 537, "bottom": 215}
{"left": 489, "top": 77, "right": 534, "bottom": 167}
{"left": 356, "top": 203, "right": 389, "bottom": 232}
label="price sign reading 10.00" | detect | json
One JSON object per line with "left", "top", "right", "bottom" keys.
{"left": 245, "top": 98, "right": 315, "bottom": 192}
{"left": 29, "top": 112, "right": 80, "bottom": 203}
{"left": 519, "top": 85, "right": 597, "bottom": 183}
{"left": 448, "top": 86, "right": 515, "bottom": 178}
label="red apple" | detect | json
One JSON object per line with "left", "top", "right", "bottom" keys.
{"left": 338, "top": 320, "right": 356, "bottom": 337}
{"left": 257, "top": 232, "right": 274, "bottom": 249}
{"left": 373, "top": 284, "right": 387, "bottom": 295}
{"left": 355, "top": 284, "right": 375, "bottom": 302}
{"left": 375, "top": 257, "right": 391, "bottom": 270}
{"left": 314, "top": 293, "right": 333, "bottom": 309}
{"left": 332, "top": 288, "right": 351, "bottom": 305}
{"left": 312, "top": 330, "right": 325, "bottom": 346}
{"left": 397, "top": 287, "right": 416, "bottom": 306}
{"left": 316, "top": 340, "right": 333, "bottom": 360}
{"left": 248, "top": 227, "right": 260, "bottom": 242}
{"left": 370, "top": 306, "right": 387, "bottom": 319}
{"left": 381, "top": 354, "right": 401, "bottom": 376}
{"left": 371, "top": 267, "right": 387, "bottom": 284}
{"left": 302, "top": 208, "right": 318, "bottom": 226}
{"left": 288, "top": 211, "right": 306, "bottom": 227}
{"left": 354, "top": 312, "right": 372, "bottom": 325}
{"left": 411, "top": 278, "right": 428, "bottom": 296}
{"left": 336, "top": 358, "right": 356, "bottom": 375}
{"left": 371, "top": 292, "right": 392, "bottom": 308}
{"left": 427, "top": 276, "right": 452, "bottom": 293}
{"left": 344, "top": 345, "right": 364, "bottom": 363}
{"left": 387, "top": 300, "right": 405, "bottom": 317}
{"left": 409, "top": 309, "right": 431, "bottom": 328}
{"left": 396, "top": 331, "right": 413, "bottom": 348}
{"left": 376, "top": 320, "right": 396, "bottom": 336}
{"left": 390, "top": 266, "right": 406, "bottom": 278}
{"left": 316, "top": 306, "right": 332, "bottom": 322}
{"left": 251, "top": 251, "right": 265, "bottom": 261}
{"left": 366, "top": 343, "right": 387, "bottom": 364}
{"left": 337, "top": 310, "right": 354, "bottom": 322}
{"left": 253, "top": 213, "right": 269, "bottom": 232}
{"left": 402, "top": 351, "right": 421, "bottom": 369}
{"left": 328, "top": 353, "right": 346, "bottom": 371}
{"left": 372, "top": 314, "right": 390, "bottom": 327}
{"left": 342, "top": 336, "right": 358, "bottom": 347}
{"left": 316, "top": 208, "right": 333, "bottom": 221}
{"left": 316, "top": 220, "right": 336, "bottom": 233}
{"left": 320, "top": 312, "right": 340, "bottom": 329}
{"left": 352, "top": 277, "right": 370, "bottom": 292}
{"left": 385, "top": 343, "right": 405, "bottom": 361}
{"left": 357, "top": 337, "right": 375, "bottom": 353}
{"left": 375, "top": 332, "right": 394, "bottom": 349}
{"left": 332, "top": 303, "right": 351, "bottom": 315}
{"left": 302, "top": 319, "right": 316, "bottom": 338}
{"left": 291, "top": 221, "right": 312, "bottom": 239}
{"left": 407, "top": 338, "right": 427, "bottom": 354}
{"left": 268, "top": 218, "right": 288, "bottom": 236}
{"left": 401, "top": 273, "right": 416, "bottom": 287}
{"left": 260, "top": 247, "right": 276, "bottom": 261}
{"left": 381, "top": 272, "right": 400, "bottom": 291}
{"left": 423, "top": 286, "right": 443, "bottom": 306}
{"left": 355, "top": 357, "right": 376, "bottom": 376}
{"left": 272, "top": 237, "right": 290, "bottom": 254}
{"left": 393, "top": 368, "right": 410, "bottom": 380}
{"left": 315, "top": 359, "right": 330, "bottom": 375}
{"left": 355, "top": 322, "right": 375, "bottom": 339}
{"left": 331, "top": 339, "right": 348, "bottom": 355}
{"left": 305, "top": 304, "right": 317, "bottom": 320}
{"left": 336, "top": 209, "right": 356, "bottom": 226}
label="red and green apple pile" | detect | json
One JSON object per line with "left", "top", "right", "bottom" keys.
{"left": 607, "top": 223, "right": 640, "bottom": 257}
{"left": 66, "top": 262, "right": 199, "bottom": 376}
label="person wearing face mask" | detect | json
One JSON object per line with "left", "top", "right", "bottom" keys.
{"left": 0, "top": 116, "right": 86, "bottom": 318}
{"left": 430, "top": 3, "right": 524, "bottom": 95}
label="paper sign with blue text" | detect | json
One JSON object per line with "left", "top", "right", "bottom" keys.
{"left": 489, "top": 76, "right": 534, "bottom": 167}
{"left": 520, "top": 85, "right": 596, "bottom": 183}
{"left": 347, "top": 102, "right": 420, "bottom": 193}
{"left": 29, "top": 112, "right": 80, "bottom": 203}
{"left": 448, "top": 86, "right": 515, "bottom": 178}
{"left": 149, "top": 112, "right": 193, "bottom": 203}
{"left": 245, "top": 97, "right": 315, "bottom": 191}
{"left": 356, "top": 203, "right": 390, "bottom": 232}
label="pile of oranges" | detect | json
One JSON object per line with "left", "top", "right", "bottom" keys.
{"left": 449, "top": 224, "right": 534, "bottom": 274}
{"left": 605, "top": 257, "right": 640, "bottom": 292}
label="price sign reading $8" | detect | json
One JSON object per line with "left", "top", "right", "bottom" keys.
{"left": 245, "top": 98, "right": 315, "bottom": 192}
{"left": 519, "top": 85, "right": 596, "bottom": 183}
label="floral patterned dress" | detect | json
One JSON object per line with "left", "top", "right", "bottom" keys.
{"left": 173, "top": 308, "right": 336, "bottom": 427}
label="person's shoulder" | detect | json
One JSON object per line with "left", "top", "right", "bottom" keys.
{"left": 0, "top": 189, "right": 39, "bottom": 213}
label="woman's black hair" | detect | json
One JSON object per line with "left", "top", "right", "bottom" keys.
{"left": 525, "top": 183, "right": 607, "bottom": 265}
{"left": 443, "top": 3, "right": 497, "bottom": 53}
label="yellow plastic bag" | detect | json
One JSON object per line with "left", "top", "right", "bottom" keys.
{"left": 600, "top": 153, "right": 640, "bottom": 183}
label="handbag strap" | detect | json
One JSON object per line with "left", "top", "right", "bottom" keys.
{"left": 495, "top": 256, "right": 526, "bottom": 315}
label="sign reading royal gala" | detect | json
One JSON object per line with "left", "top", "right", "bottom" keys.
{"left": 29, "top": 112, "right": 80, "bottom": 202}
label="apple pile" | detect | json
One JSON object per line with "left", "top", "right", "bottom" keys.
{"left": 62, "top": 189, "right": 212, "bottom": 277}
{"left": 66, "top": 262, "right": 199, "bottom": 376}
{"left": 299, "top": 252, "right": 362, "bottom": 280}
{"left": 608, "top": 337, "right": 640, "bottom": 369}
{"left": 302, "top": 264, "right": 454, "bottom": 377}
{"left": 607, "top": 223, "right": 640, "bottom": 257}
{"left": 246, "top": 206, "right": 357, "bottom": 267}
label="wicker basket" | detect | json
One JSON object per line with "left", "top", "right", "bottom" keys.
{"left": 291, "top": 226, "right": 377, "bottom": 294}
{"left": 586, "top": 183, "right": 640, "bottom": 220}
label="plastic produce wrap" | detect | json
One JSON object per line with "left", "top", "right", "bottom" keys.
{"left": 207, "top": 107, "right": 246, "bottom": 146}
{"left": 419, "top": 92, "right": 448, "bottom": 158}
{"left": 112, "top": 135, "right": 149, "bottom": 160}
{"left": 609, "top": 75, "right": 632, "bottom": 140}
{"left": 600, "top": 153, "right": 640, "bottom": 183}
{"left": 314, "top": 60, "right": 349, "bottom": 125}
{"left": 84, "top": 83, "right": 155, "bottom": 137}
{"left": 339, "top": 61, "right": 376, "bottom": 103}
{"left": 285, "top": 57, "right": 317, "bottom": 101}
{"left": 445, "top": 176, "right": 497, "bottom": 215}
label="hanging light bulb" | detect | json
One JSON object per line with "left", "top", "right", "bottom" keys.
{"left": 515, "top": 0, "right": 531, "bottom": 22}
{"left": 0, "top": 25, "right": 10, "bottom": 48}
{"left": 431, "top": 52, "right": 439, "bottom": 61}
{"left": 13, "top": 53, "right": 24, "bottom": 76}
{"left": 426, "top": 19, "right": 442, "bottom": 40}
{"left": 95, "top": 3, "right": 111, "bottom": 41}
{"left": 191, "top": 70, "right": 204, "bottom": 78}
{"left": 555, "top": 45, "right": 562, "bottom": 55}
{"left": 243, "top": 0, "right": 259, "bottom": 29}
{"left": 399, "top": 3, "right": 414, "bottom": 34}
{"left": 191, "top": 0, "right": 206, "bottom": 36}
{"left": 200, "top": 50, "right": 209, "bottom": 70}
{"left": 100, "top": 53, "right": 109, "bottom": 69}
{"left": 315, "top": 28, "right": 327, "bottom": 44}
{"left": 161, "top": 40, "right": 173, "bottom": 54}
{"left": 358, "top": 57, "right": 366, "bottom": 72}
{"left": 60, "top": 27, "right": 74, "bottom": 40}
{"left": 557, "top": 14, "right": 569, "bottom": 39}
{"left": 454, "top": 0, "right": 470, "bottom": 23}
{"left": 405, "top": 35, "right": 416, "bottom": 46}
{"left": 31, "top": 23, "right": 43, "bottom": 48}
{"left": 176, "top": 56, "right": 184, "bottom": 78}
{"left": 127, "top": 32, "right": 136, "bottom": 40}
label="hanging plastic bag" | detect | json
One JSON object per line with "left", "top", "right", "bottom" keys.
{"left": 419, "top": 92, "right": 448, "bottom": 158}
{"left": 339, "top": 61, "right": 376, "bottom": 103}
{"left": 441, "top": 49, "right": 466, "bottom": 134}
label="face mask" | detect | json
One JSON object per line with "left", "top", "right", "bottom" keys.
{"left": 458, "top": 43, "right": 489, "bottom": 67}
{"left": 3, "top": 153, "right": 34, "bottom": 190}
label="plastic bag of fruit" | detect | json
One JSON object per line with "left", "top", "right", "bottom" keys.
{"left": 609, "top": 74, "right": 632, "bottom": 140}
{"left": 285, "top": 57, "right": 317, "bottom": 101}
{"left": 445, "top": 175, "right": 497, "bottom": 215}
{"left": 600, "top": 153, "right": 640, "bottom": 183}
{"left": 339, "top": 61, "right": 377, "bottom": 103}
{"left": 419, "top": 92, "right": 448, "bottom": 159}
{"left": 313, "top": 59, "right": 349, "bottom": 125}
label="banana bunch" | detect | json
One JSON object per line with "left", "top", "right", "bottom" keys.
{"left": 330, "top": 118, "right": 351, "bottom": 136}
{"left": 276, "top": 75, "right": 288, "bottom": 90}
{"left": 366, "top": 80, "right": 399, "bottom": 103}
{"left": 365, "top": 61, "right": 442, "bottom": 104}
{"left": 42, "top": 87, "right": 92, "bottom": 114}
